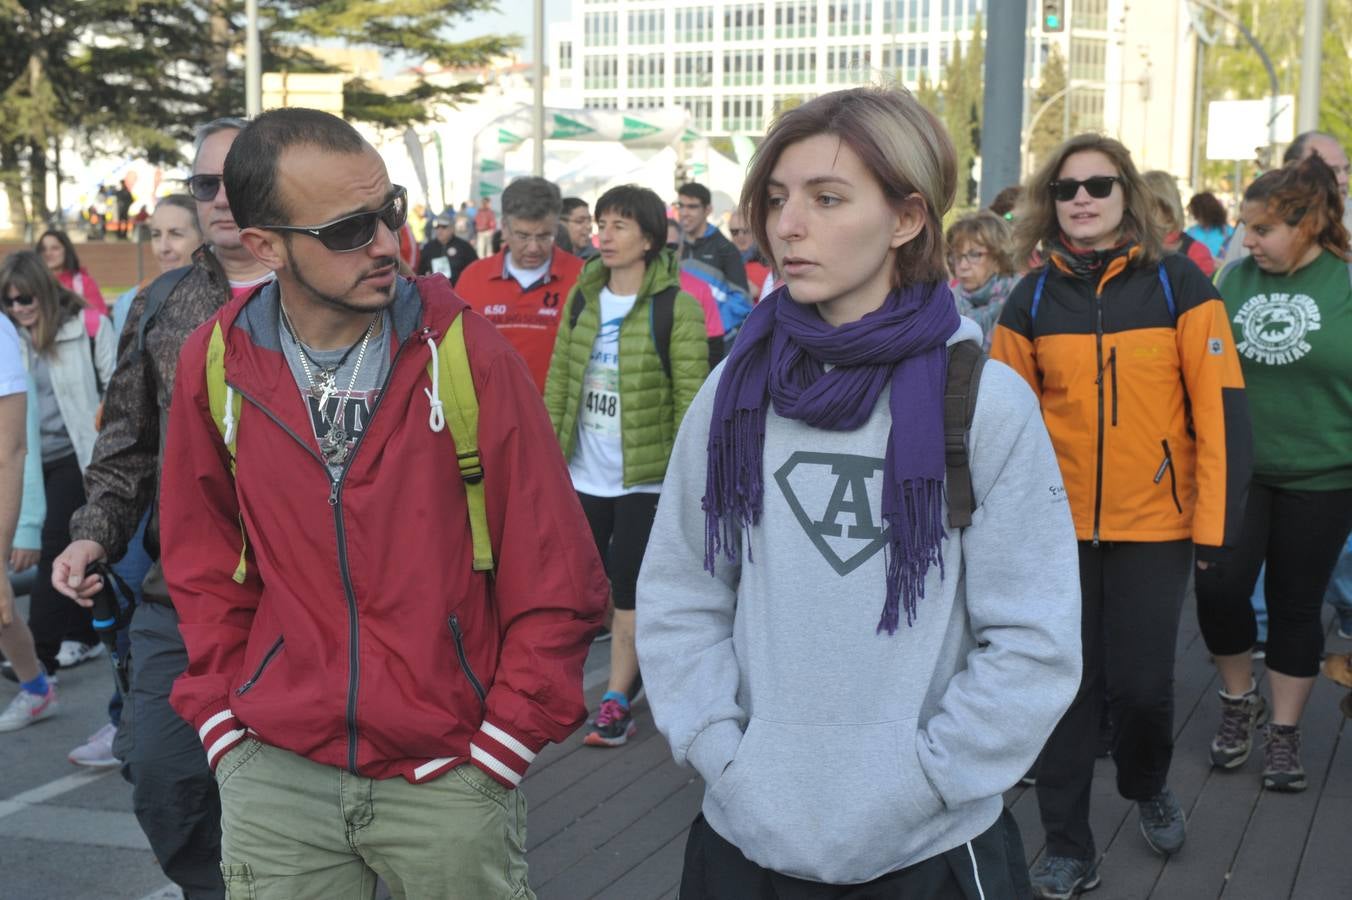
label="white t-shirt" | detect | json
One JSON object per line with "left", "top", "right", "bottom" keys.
{"left": 505, "top": 253, "right": 551, "bottom": 291}
{"left": 568, "top": 287, "right": 661, "bottom": 497}
{"left": 0, "top": 315, "right": 26, "bottom": 398}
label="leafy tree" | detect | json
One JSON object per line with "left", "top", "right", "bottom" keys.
{"left": 0, "top": 0, "right": 518, "bottom": 231}
{"left": 1027, "top": 46, "right": 1068, "bottom": 177}
{"left": 1197, "top": 0, "right": 1352, "bottom": 190}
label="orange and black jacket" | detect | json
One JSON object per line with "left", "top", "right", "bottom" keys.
{"left": 990, "top": 250, "right": 1251, "bottom": 557}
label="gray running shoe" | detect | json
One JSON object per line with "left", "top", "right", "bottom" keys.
{"left": 1262, "top": 724, "right": 1306, "bottom": 792}
{"left": 1210, "top": 687, "right": 1268, "bottom": 769}
{"left": 1030, "top": 855, "right": 1100, "bottom": 899}
{"left": 1138, "top": 787, "right": 1186, "bottom": 856}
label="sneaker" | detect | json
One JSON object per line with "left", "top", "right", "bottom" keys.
{"left": 1029, "top": 855, "right": 1100, "bottom": 899}
{"left": 1210, "top": 686, "right": 1269, "bottom": 769}
{"left": 0, "top": 686, "right": 60, "bottom": 732}
{"left": 1252, "top": 641, "right": 1266, "bottom": 661}
{"left": 0, "top": 661, "right": 58, "bottom": 686}
{"left": 68, "top": 722, "right": 119, "bottom": 768}
{"left": 584, "top": 696, "right": 636, "bottom": 748}
{"left": 1138, "top": 787, "right": 1186, "bottom": 856}
{"left": 1262, "top": 724, "right": 1306, "bottom": 792}
{"left": 55, "top": 641, "right": 104, "bottom": 669}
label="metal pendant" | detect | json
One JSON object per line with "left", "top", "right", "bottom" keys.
{"left": 312, "top": 370, "right": 338, "bottom": 410}
{"left": 321, "top": 427, "right": 349, "bottom": 465}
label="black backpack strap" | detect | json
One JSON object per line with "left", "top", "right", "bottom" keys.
{"left": 89, "top": 333, "right": 103, "bottom": 395}
{"left": 135, "top": 265, "right": 193, "bottom": 354}
{"left": 944, "top": 341, "right": 985, "bottom": 530}
{"left": 650, "top": 285, "right": 678, "bottom": 380}
{"left": 567, "top": 288, "right": 585, "bottom": 330}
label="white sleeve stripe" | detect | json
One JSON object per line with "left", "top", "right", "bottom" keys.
{"left": 198, "top": 709, "right": 235, "bottom": 743}
{"left": 469, "top": 744, "right": 523, "bottom": 786}
{"left": 412, "top": 756, "right": 459, "bottom": 781}
{"left": 480, "top": 721, "right": 536, "bottom": 763}
{"left": 205, "top": 729, "right": 247, "bottom": 767}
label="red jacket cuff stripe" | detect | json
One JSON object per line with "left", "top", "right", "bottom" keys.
{"left": 197, "top": 705, "right": 246, "bottom": 771}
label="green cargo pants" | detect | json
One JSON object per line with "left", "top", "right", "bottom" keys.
{"left": 214, "top": 738, "right": 534, "bottom": 899}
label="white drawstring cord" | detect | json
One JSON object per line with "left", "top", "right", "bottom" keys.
{"left": 223, "top": 386, "right": 236, "bottom": 444}
{"left": 423, "top": 337, "right": 445, "bottom": 432}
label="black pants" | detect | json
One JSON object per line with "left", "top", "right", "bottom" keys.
{"left": 1036, "top": 540, "right": 1192, "bottom": 860}
{"left": 577, "top": 491, "right": 660, "bottom": 610}
{"left": 115, "top": 601, "right": 225, "bottom": 899}
{"left": 30, "top": 454, "right": 95, "bottom": 671}
{"left": 679, "top": 809, "right": 1031, "bottom": 899}
{"left": 1195, "top": 482, "right": 1352, "bottom": 678}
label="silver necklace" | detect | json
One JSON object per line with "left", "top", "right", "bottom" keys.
{"left": 281, "top": 305, "right": 379, "bottom": 465}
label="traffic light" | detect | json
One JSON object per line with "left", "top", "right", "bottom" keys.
{"left": 1042, "top": 0, "right": 1065, "bottom": 32}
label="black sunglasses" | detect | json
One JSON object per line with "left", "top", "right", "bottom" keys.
{"left": 1050, "top": 176, "right": 1122, "bottom": 202}
{"left": 259, "top": 186, "right": 408, "bottom": 253}
{"left": 186, "top": 174, "right": 225, "bottom": 202}
{"left": 2, "top": 294, "right": 36, "bottom": 309}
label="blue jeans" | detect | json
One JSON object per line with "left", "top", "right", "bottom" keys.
{"left": 1250, "top": 534, "right": 1352, "bottom": 642}
{"left": 107, "top": 512, "right": 152, "bottom": 727}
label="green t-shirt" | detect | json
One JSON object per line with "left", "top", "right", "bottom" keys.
{"left": 1220, "top": 250, "right": 1352, "bottom": 490}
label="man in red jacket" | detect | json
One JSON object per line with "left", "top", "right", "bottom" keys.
{"left": 160, "top": 108, "right": 608, "bottom": 898}
{"left": 455, "top": 177, "right": 584, "bottom": 393}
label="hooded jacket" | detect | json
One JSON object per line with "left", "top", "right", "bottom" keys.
{"left": 990, "top": 250, "right": 1251, "bottom": 556}
{"left": 162, "top": 275, "right": 609, "bottom": 787}
{"left": 544, "top": 250, "right": 709, "bottom": 488}
{"left": 19, "top": 311, "right": 116, "bottom": 470}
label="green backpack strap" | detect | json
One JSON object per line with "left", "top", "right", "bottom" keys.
{"left": 205, "top": 321, "right": 249, "bottom": 584}
{"left": 944, "top": 341, "right": 985, "bottom": 530}
{"left": 427, "top": 312, "right": 493, "bottom": 572}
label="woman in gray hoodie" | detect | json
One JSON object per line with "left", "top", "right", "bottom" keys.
{"left": 635, "top": 88, "right": 1084, "bottom": 898}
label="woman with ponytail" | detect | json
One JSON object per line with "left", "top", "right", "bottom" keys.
{"left": 636, "top": 87, "right": 1082, "bottom": 897}
{"left": 1197, "top": 153, "right": 1352, "bottom": 794}
{"left": 991, "top": 134, "right": 1250, "bottom": 897}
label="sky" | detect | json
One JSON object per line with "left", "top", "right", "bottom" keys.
{"left": 451, "top": 0, "right": 572, "bottom": 61}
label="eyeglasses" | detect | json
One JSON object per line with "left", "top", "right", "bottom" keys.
{"left": 1050, "top": 176, "right": 1122, "bottom": 202}
{"left": 259, "top": 186, "right": 408, "bottom": 253}
{"left": 186, "top": 174, "right": 225, "bottom": 202}
{"left": 2, "top": 294, "right": 36, "bottom": 309}
{"left": 948, "top": 250, "right": 989, "bottom": 266}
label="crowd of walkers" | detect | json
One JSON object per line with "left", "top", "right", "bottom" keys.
{"left": 1, "top": 89, "right": 1350, "bottom": 900}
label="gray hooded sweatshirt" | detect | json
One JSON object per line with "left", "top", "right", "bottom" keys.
{"left": 636, "top": 320, "right": 1082, "bottom": 884}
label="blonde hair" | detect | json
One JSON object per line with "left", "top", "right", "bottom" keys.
{"left": 740, "top": 86, "right": 957, "bottom": 287}
{"left": 1015, "top": 133, "right": 1164, "bottom": 267}
{"left": 946, "top": 213, "right": 1016, "bottom": 277}
{"left": 1142, "top": 170, "right": 1185, "bottom": 234}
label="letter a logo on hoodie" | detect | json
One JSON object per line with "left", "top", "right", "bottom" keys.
{"left": 774, "top": 452, "right": 889, "bottom": 576}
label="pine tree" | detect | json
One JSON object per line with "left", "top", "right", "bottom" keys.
{"left": 0, "top": 0, "right": 518, "bottom": 229}
{"left": 1027, "top": 46, "right": 1068, "bottom": 177}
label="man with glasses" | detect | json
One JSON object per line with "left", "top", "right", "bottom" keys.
{"left": 149, "top": 108, "right": 606, "bottom": 897}
{"left": 456, "top": 176, "right": 585, "bottom": 393}
{"left": 727, "top": 209, "right": 769, "bottom": 298}
{"left": 417, "top": 212, "right": 478, "bottom": 286}
{"left": 675, "top": 181, "right": 752, "bottom": 336}
{"left": 51, "top": 115, "right": 271, "bottom": 900}
{"left": 561, "top": 197, "right": 598, "bottom": 260}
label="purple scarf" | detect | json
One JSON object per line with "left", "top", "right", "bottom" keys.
{"left": 703, "top": 282, "right": 961, "bottom": 634}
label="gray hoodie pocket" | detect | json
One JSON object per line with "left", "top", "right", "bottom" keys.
{"left": 706, "top": 716, "right": 944, "bottom": 881}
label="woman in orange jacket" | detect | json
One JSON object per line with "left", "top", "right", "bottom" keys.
{"left": 991, "top": 134, "right": 1251, "bottom": 898}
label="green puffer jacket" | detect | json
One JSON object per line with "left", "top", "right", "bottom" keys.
{"left": 544, "top": 249, "right": 709, "bottom": 488}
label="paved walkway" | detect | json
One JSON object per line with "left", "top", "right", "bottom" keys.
{"left": 2, "top": 594, "right": 1347, "bottom": 898}
{"left": 529, "top": 600, "right": 1352, "bottom": 900}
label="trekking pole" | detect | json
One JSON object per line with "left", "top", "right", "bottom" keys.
{"left": 89, "top": 561, "right": 134, "bottom": 696}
